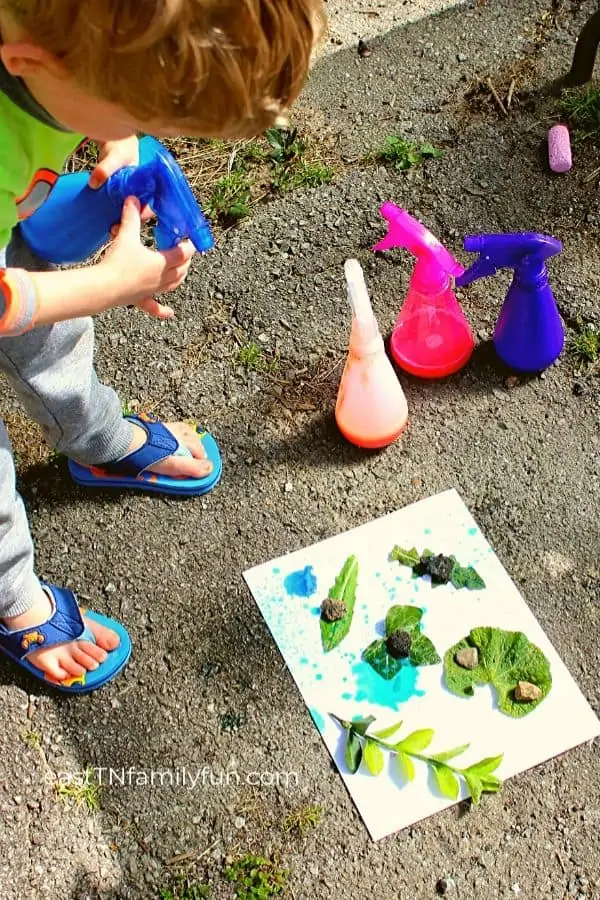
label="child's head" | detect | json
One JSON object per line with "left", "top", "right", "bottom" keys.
{"left": 0, "top": 0, "right": 325, "bottom": 140}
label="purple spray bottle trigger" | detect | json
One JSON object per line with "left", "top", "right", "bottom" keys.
{"left": 455, "top": 233, "right": 564, "bottom": 372}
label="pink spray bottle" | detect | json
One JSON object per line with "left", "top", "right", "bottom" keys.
{"left": 373, "top": 202, "right": 475, "bottom": 378}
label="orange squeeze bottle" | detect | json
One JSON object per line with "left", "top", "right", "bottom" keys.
{"left": 335, "top": 259, "right": 408, "bottom": 449}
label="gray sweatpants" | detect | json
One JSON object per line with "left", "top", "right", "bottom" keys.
{"left": 0, "top": 228, "right": 133, "bottom": 618}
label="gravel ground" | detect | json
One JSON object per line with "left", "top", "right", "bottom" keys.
{"left": 1, "top": 1, "right": 599, "bottom": 898}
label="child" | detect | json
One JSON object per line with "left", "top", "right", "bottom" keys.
{"left": 0, "top": 0, "right": 324, "bottom": 693}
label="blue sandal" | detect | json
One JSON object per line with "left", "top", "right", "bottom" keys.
{"left": 0, "top": 583, "right": 131, "bottom": 694}
{"left": 67, "top": 414, "right": 222, "bottom": 496}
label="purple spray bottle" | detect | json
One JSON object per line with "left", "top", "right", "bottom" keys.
{"left": 455, "top": 233, "right": 564, "bottom": 372}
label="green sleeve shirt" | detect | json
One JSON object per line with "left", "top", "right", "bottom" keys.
{"left": 0, "top": 59, "right": 84, "bottom": 250}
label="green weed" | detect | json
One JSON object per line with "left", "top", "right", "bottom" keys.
{"left": 265, "top": 127, "right": 306, "bottom": 164}
{"left": 569, "top": 320, "right": 600, "bottom": 367}
{"left": 20, "top": 729, "right": 42, "bottom": 750}
{"left": 272, "top": 160, "right": 334, "bottom": 192}
{"left": 234, "top": 342, "right": 279, "bottom": 373}
{"left": 224, "top": 855, "right": 287, "bottom": 900}
{"left": 558, "top": 87, "right": 600, "bottom": 142}
{"left": 206, "top": 172, "right": 252, "bottom": 225}
{"left": 158, "top": 874, "right": 211, "bottom": 900}
{"left": 282, "top": 803, "right": 322, "bottom": 836}
{"left": 55, "top": 767, "right": 101, "bottom": 812}
{"left": 369, "top": 136, "right": 443, "bottom": 171}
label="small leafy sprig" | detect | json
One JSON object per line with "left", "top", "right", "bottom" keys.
{"left": 390, "top": 546, "right": 485, "bottom": 591}
{"left": 331, "top": 714, "right": 503, "bottom": 805}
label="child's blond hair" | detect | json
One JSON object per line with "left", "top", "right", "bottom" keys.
{"left": 5, "top": 0, "right": 325, "bottom": 138}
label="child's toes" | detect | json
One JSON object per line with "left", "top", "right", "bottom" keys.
{"left": 58, "top": 653, "right": 89, "bottom": 678}
{"left": 72, "top": 645, "right": 103, "bottom": 669}
{"left": 86, "top": 617, "right": 120, "bottom": 652}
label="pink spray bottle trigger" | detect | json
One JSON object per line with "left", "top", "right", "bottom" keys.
{"left": 373, "top": 202, "right": 474, "bottom": 378}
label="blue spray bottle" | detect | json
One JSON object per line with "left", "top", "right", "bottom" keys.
{"left": 20, "top": 136, "right": 214, "bottom": 264}
{"left": 455, "top": 233, "right": 564, "bottom": 372}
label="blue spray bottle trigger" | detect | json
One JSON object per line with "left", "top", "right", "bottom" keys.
{"left": 137, "top": 136, "right": 215, "bottom": 253}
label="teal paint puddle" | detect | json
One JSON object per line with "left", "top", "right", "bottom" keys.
{"left": 284, "top": 566, "right": 317, "bottom": 597}
{"left": 309, "top": 708, "right": 326, "bottom": 731}
{"left": 350, "top": 659, "right": 423, "bottom": 710}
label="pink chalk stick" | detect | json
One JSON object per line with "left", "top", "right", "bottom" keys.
{"left": 548, "top": 124, "right": 572, "bottom": 173}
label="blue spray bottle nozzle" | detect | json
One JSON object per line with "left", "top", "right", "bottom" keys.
{"left": 455, "top": 232, "right": 565, "bottom": 372}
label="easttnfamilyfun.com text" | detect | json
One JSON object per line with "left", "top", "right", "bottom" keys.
{"left": 57, "top": 766, "right": 299, "bottom": 790}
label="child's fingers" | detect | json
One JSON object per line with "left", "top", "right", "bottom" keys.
{"left": 141, "top": 205, "right": 155, "bottom": 223}
{"left": 136, "top": 297, "right": 175, "bottom": 319}
{"left": 160, "top": 239, "right": 195, "bottom": 267}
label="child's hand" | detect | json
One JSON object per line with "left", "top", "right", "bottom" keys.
{"left": 100, "top": 196, "right": 195, "bottom": 318}
{"left": 89, "top": 136, "right": 139, "bottom": 188}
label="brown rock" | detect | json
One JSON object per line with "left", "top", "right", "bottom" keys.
{"left": 455, "top": 647, "right": 479, "bottom": 669}
{"left": 514, "top": 681, "right": 542, "bottom": 702}
{"left": 320, "top": 598, "right": 346, "bottom": 622}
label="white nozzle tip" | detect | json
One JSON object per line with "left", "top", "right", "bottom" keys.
{"left": 344, "top": 258, "right": 374, "bottom": 323}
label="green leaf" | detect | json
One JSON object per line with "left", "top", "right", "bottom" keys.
{"left": 350, "top": 715, "right": 376, "bottom": 736}
{"left": 390, "top": 546, "right": 420, "bottom": 568}
{"left": 429, "top": 744, "right": 470, "bottom": 763}
{"left": 421, "top": 142, "right": 443, "bottom": 159}
{"left": 395, "top": 728, "right": 434, "bottom": 753}
{"left": 450, "top": 563, "right": 485, "bottom": 590}
{"left": 464, "top": 755, "right": 503, "bottom": 778}
{"left": 345, "top": 731, "right": 362, "bottom": 774}
{"left": 372, "top": 720, "right": 403, "bottom": 740}
{"left": 479, "top": 774, "right": 502, "bottom": 793}
{"left": 396, "top": 751, "right": 415, "bottom": 782}
{"left": 363, "top": 740, "right": 385, "bottom": 775}
{"left": 444, "top": 627, "right": 552, "bottom": 717}
{"left": 409, "top": 634, "right": 441, "bottom": 667}
{"left": 463, "top": 772, "right": 483, "bottom": 805}
{"left": 320, "top": 556, "right": 358, "bottom": 652}
{"left": 362, "top": 639, "right": 403, "bottom": 680}
{"left": 385, "top": 605, "right": 423, "bottom": 636}
{"left": 432, "top": 765, "right": 460, "bottom": 800}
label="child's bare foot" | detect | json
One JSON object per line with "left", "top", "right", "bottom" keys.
{"left": 127, "top": 420, "right": 213, "bottom": 480}
{"left": 2, "top": 584, "right": 119, "bottom": 683}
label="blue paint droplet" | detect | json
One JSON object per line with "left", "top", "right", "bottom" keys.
{"left": 350, "top": 659, "right": 424, "bottom": 710}
{"left": 315, "top": 673, "right": 323, "bottom": 681}
{"left": 424, "top": 528, "right": 431, "bottom": 535}
{"left": 309, "top": 707, "right": 326, "bottom": 731}
{"left": 341, "top": 691, "right": 352, "bottom": 700}
{"left": 312, "top": 663, "right": 318, "bottom": 669}
{"left": 311, "top": 606, "right": 321, "bottom": 617}
{"left": 284, "top": 566, "right": 317, "bottom": 598}
{"left": 342, "top": 677, "right": 348, "bottom": 683}
{"left": 395, "top": 576, "right": 403, "bottom": 583}
{"left": 413, "top": 583, "right": 420, "bottom": 592}
{"left": 375, "top": 572, "right": 381, "bottom": 578}
{"left": 361, "top": 604, "right": 368, "bottom": 610}
{"left": 468, "top": 527, "right": 477, "bottom": 536}
{"left": 273, "top": 567, "right": 280, "bottom": 574}
{"left": 300, "top": 657, "right": 309, "bottom": 665}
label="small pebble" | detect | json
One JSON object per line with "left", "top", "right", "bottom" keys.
{"left": 514, "top": 681, "right": 542, "bottom": 701}
{"left": 234, "top": 816, "right": 246, "bottom": 829}
{"left": 358, "top": 39, "right": 372, "bottom": 58}
{"left": 104, "top": 582, "right": 117, "bottom": 594}
{"left": 455, "top": 648, "right": 479, "bottom": 669}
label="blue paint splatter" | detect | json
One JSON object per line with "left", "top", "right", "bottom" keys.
{"left": 315, "top": 673, "right": 323, "bottom": 681}
{"left": 299, "top": 657, "right": 309, "bottom": 665}
{"left": 309, "top": 708, "right": 326, "bottom": 731}
{"left": 350, "top": 659, "right": 423, "bottom": 710}
{"left": 341, "top": 691, "right": 352, "bottom": 700}
{"left": 272, "top": 567, "right": 280, "bottom": 574}
{"left": 310, "top": 606, "right": 321, "bottom": 617}
{"left": 424, "top": 527, "right": 431, "bottom": 535}
{"left": 468, "top": 527, "right": 478, "bottom": 536}
{"left": 284, "top": 566, "right": 317, "bottom": 597}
